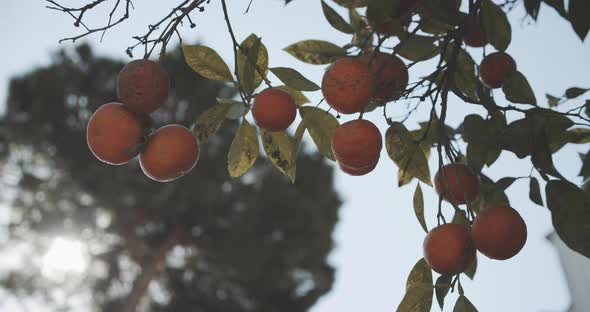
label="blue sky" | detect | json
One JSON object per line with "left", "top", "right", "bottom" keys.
{"left": 1, "top": 0, "right": 589, "bottom": 311}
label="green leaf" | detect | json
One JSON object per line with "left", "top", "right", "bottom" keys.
{"left": 398, "top": 258, "right": 433, "bottom": 312}
{"left": 333, "top": 0, "right": 367, "bottom": 8}
{"left": 446, "top": 47, "right": 479, "bottom": 100}
{"left": 397, "top": 284, "right": 434, "bottom": 312}
{"left": 275, "top": 85, "right": 310, "bottom": 106}
{"left": 406, "top": 258, "right": 433, "bottom": 290}
{"left": 525, "top": 0, "right": 542, "bottom": 19}
{"left": 322, "top": 0, "right": 354, "bottom": 34}
{"left": 217, "top": 98, "right": 249, "bottom": 120}
{"left": 386, "top": 122, "right": 432, "bottom": 186}
{"left": 284, "top": 40, "right": 347, "bottom": 65}
{"left": 261, "top": 129, "right": 297, "bottom": 182}
{"left": 396, "top": 34, "right": 439, "bottom": 62}
{"left": 565, "top": 87, "right": 589, "bottom": 99}
{"left": 453, "top": 295, "right": 479, "bottom": 312}
{"left": 435, "top": 274, "right": 452, "bottom": 310}
{"left": 270, "top": 67, "right": 320, "bottom": 91}
{"left": 529, "top": 177, "right": 543, "bottom": 206}
{"left": 502, "top": 71, "right": 537, "bottom": 105}
{"left": 568, "top": 0, "right": 590, "bottom": 41}
{"left": 299, "top": 107, "right": 339, "bottom": 161}
{"left": 191, "top": 101, "right": 232, "bottom": 144}
{"left": 546, "top": 180, "right": 590, "bottom": 258}
{"left": 182, "top": 45, "right": 233, "bottom": 82}
{"left": 413, "top": 184, "right": 428, "bottom": 233}
{"left": 579, "top": 152, "right": 590, "bottom": 179}
{"left": 471, "top": 175, "right": 510, "bottom": 214}
{"left": 227, "top": 120, "right": 259, "bottom": 177}
{"left": 496, "top": 177, "right": 516, "bottom": 190}
{"left": 237, "top": 34, "right": 268, "bottom": 96}
{"left": 464, "top": 255, "right": 477, "bottom": 279}
{"left": 543, "top": 0, "right": 568, "bottom": 18}
{"left": 546, "top": 94, "right": 561, "bottom": 107}
{"left": 481, "top": 0, "right": 512, "bottom": 51}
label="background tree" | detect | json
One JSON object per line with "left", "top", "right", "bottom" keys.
{"left": 0, "top": 44, "right": 341, "bottom": 312}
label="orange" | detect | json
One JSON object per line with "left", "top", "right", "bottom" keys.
{"left": 331, "top": 119, "right": 382, "bottom": 169}
{"left": 479, "top": 52, "right": 517, "bottom": 89}
{"left": 423, "top": 223, "right": 476, "bottom": 274}
{"left": 86, "top": 102, "right": 145, "bottom": 165}
{"left": 362, "top": 52, "right": 408, "bottom": 102}
{"left": 434, "top": 163, "right": 480, "bottom": 205}
{"left": 463, "top": 16, "right": 486, "bottom": 47}
{"left": 472, "top": 205, "right": 527, "bottom": 260}
{"left": 117, "top": 59, "right": 170, "bottom": 114}
{"left": 252, "top": 88, "right": 297, "bottom": 131}
{"left": 322, "top": 58, "right": 375, "bottom": 114}
{"left": 338, "top": 156, "right": 379, "bottom": 176}
{"left": 139, "top": 125, "right": 199, "bottom": 182}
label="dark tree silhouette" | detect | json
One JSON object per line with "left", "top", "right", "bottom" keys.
{"left": 0, "top": 44, "right": 341, "bottom": 312}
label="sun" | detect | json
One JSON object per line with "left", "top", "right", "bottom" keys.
{"left": 41, "top": 237, "right": 88, "bottom": 280}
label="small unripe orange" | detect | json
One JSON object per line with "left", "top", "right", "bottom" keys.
{"left": 86, "top": 102, "right": 145, "bottom": 165}
{"left": 479, "top": 52, "right": 517, "bottom": 89}
{"left": 472, "top": 205, "right": 527, "bottom": 260}
{"left": 139, "top": 125, "right": 199, "bottom": 182}
{"left": 331, "top": 119, "right": 382, "bottom": 169}
{"left": 252, "top": 88, "right": 297, "bottom": 131}
{"left": 117, "top": 59, "right": 170, "bottom": 114}
{"left": 423, "top": 223, "right": 476, "bottom": 274}
{"left": 362, "top": 52, "right": 408, "bottom": 102}
{"left": 322, "top": 58, "right": 375, "bottom": 114}
{"left": 463, "top": 17, "right": 486, "bottom": 47}
{"left": 434, "top": 163, "right": 480, "bottom": 205}
{"left": 338, "top": 156, "right": 379, "bottom": 176}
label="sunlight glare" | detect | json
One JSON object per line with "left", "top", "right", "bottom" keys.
{"left": 41, "top": 237, "right": 88, "bottom": 280}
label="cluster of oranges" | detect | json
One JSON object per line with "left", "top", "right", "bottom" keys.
{"left": 426, "top": 163, "right": 528, "bottom": 274}
{"left": 86, "top": 59, "right": 199, "bottom": 182}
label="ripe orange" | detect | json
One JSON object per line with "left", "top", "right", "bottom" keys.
{"left": 139, "top": 125, "right": 199, "bottom": 182}
{"left": 479, "top": 52, "right": 517, "bottom": 89}
{"left": 423, "top": 223, "right": 476, "bottom": 274}
{"left": 331, "top": 119, "right": 382, "bottom": 170}
{"left": 362, "top": 52, "right": 408, "bottom": 102}
{"left": 463, "top": 16, "right": 486, "bottom": 47}
{"left": 117, "top": 59, "right": 170, "bottom": 114}
{"left": 434, "top": 163, "right": 480, "bottom": 205}
{"left": 252, "top": 88, "right": 297, "bottom": 131}
{"left": 322, "top": 58, "right": 375, "bottom": 114}
{"left": 86, "top": 102, "right": 145, "bottom": 165}
{"left": 471, "top": 205, "right": 527, "bottom": 260}
{"left": 338, "top": 156, "right": 379, "bottom": 176}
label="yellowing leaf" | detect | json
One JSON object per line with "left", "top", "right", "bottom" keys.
{"left": 284, "top": 40, "right": 347, "bottom": 65}
{"left": 299, "top": 107, "right": 339, "bottom": 161}
{"left": 227, "top": 120, "right": 259, "bottom": 177}
{"left": 191, "top": 101, "right": 232, "bottom": 144}
{"left": 237, "top": 34, "right": 268, "bottom": 96}
{"left": 275, "top": 85, "right": 310, "bottom": 106}
{"left": 321, "top": 0, "right": 354, "bottom": 34}
{"left": 413, "top": 184, "right": 428, "bottom": 233}
{"left": 261, "top": 129, "right": 297, "bottom": 182}
{"left": 182, "top": 45, "right": 233, "bottom": 82}
{"left": 386, "top": 122, "right": 432, "bottom": 186}
{"left": 270, "top": 67, "right": 320, "bottom": 91}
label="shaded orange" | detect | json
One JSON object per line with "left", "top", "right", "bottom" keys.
{"left": 434, "top": 163, "right": 480, "bottom": 205}
{"left": 139, "top": 125, "right": 199, "bottom": 182}
{"left": 117, "top": 59, "right": 170, "bottom": 114}
{"left": 322, "top": 58, "right": 375, "bottom": 114}
{"left": 86, "top": 102, "right": 145, "bottom": 165}
{"left": 479, "top": 52, "right": 517, "bottom": 89}
{"left": 472, "top": 205, "right": 527, "bottom": 260}
{"left": 423, "top": 223, "right": 476, "bottom": 274}
{"left": 252, "top": 88, "right": 297, "bottom": 131}
{"left": 331, "top": 119, "right": 382, "bottom": 169}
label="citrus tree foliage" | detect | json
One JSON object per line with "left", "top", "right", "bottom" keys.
{"left": 42, "top": 0, "right": 590, "bottom": 310}
{"left": 0, "top": 45, "right": 341, "bottom": 311}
